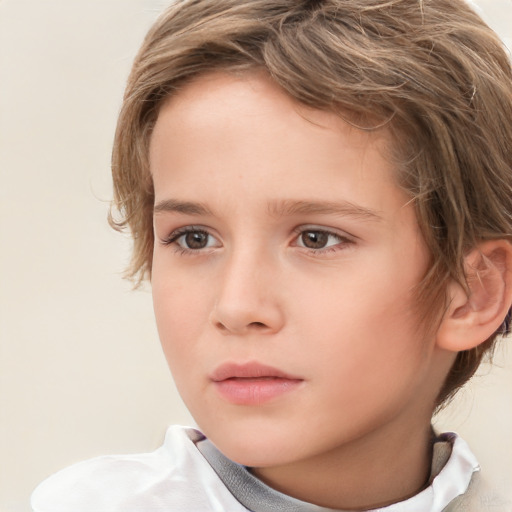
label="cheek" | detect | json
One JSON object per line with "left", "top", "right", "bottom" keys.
{"left": 151, "top": 269, "right": 210, "bottom": 364}
{"left": 293, "top": 250, "right": 428, "bottom": 369}
{"left": 296, "top": 286, "right": 429, "bottom": 428}
{"left": 295, "top": 257, "right": 419, "bottom": 329}
{"left": 152, "top": 278, "right": 212, "bottom": 412}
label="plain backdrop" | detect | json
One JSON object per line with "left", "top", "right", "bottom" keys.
{"left": 1, "top": 1, "right": 511, "bottom": 511}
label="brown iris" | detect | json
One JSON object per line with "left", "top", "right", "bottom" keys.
{"left": 185, "top": 231, "right": 209, "bottom": 249}
{"left": 301, "top": 231, "right": 329, "bottom": 249}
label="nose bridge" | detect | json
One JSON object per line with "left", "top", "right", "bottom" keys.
{"left": 211, "top": 242, "right": 283, "bottom": 334}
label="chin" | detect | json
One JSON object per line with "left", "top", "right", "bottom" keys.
{"left": 201, "top": 422, "right": 299, "bottom": 468}
{"left": 221, "top": 444, "right": 291, "bottom": 468}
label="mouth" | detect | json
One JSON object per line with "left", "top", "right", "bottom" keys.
{"left": 210, "top": 362, "right": 304, "bottom": 405}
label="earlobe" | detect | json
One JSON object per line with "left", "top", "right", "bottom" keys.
{"left": 436, "top": 240, "right": 512, "bottom": 352}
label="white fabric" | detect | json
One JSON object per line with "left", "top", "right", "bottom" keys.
{"left": 31, "top": 427, "right": 247, "bottom": 512}
{"left": 31, "top": 425, "right": 479, "bottom": 512}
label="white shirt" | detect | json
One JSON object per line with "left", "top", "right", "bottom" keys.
{"left": 31, "top": 425, "right": 481, "bottom": 512}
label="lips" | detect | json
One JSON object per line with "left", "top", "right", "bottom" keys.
{"left": 211, "top": 362, "right": 300, "bottom": 381}
{"left": 210, "top": 362, "right": 303, "bottom": 405}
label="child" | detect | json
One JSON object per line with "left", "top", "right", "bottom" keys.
{"left": 32, "top": 0, "right": 512, "bottom": 510}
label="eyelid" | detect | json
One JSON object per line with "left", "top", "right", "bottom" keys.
{"left": 158, "top": 224, "right": 355, "bottom": 255}
{"left": 291, "top": 225, "right": 356, "bottom": 252}
{"left": 160, "top": 225, "right": 221, "bottom": 250}
{"left": 292, "top": 225, "right": 356, "bottom": 241}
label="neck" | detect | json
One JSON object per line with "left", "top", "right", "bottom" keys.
{"left": 251, "top": 418, "right": 434, "bottom": 510}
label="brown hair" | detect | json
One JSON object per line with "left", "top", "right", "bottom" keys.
{"left": 110, "top": 0, "right": 512, "bottom": 406}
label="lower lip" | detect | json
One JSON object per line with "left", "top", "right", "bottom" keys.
{"left": 213, "top": 377, "right": 303, "bottom": 405}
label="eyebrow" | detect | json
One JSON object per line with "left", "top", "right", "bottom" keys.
{"left": 267, "top": 199, "right": 383, "bottom": 221}
{"left": 153, "top": 199, "right": 213, "bottom": 216}
{"left": 153, "top": 198, "right": 382, "bottom": 222}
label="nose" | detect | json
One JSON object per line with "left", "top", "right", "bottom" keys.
{"left": 209, "top": 250, "right": 285, "bottom": 336}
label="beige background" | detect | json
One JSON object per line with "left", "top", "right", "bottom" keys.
{"left": 0, "top": 1, "right": 511, "bottom": 511}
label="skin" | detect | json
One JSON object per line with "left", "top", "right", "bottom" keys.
{"left": 149, "top": 71, "right": 456, "bottom": 510}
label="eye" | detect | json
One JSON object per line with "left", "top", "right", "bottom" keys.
{"left": 163, "top": 227, "right": 220, "bottom": 251}
{"left": 299, "top": 230, "right": 331, "bottom": 249}
{"left": 180, "top": 231, "right": 211, "bottom": 249}
{"left": 295, "top": 228, "right": 351, "bottom": 251}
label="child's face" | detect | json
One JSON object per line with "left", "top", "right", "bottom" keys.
{"left": 150, "top": 72, "right": 452, "bottom": 469}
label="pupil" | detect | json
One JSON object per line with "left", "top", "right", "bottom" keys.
{"left": 185, "top": 232, "right": 207, "bottom": 249}
{"left": 302, "top": 231, "right": 328, "bottom": 249}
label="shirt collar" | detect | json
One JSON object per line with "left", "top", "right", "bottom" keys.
{"left": 195, "top": 431, "right": 479, "bottom": 512}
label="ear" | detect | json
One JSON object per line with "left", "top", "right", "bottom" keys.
{"left": 436, "top": 240, "right": 512, "bottom": 352}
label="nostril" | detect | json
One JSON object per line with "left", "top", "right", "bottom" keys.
{"left": 214, "top": 321, "right": 228, "bottom": 331}
{"left": 249, "top": 322, "right": 267, "bottom": 329}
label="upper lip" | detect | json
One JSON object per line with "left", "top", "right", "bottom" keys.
{"left": 210, "top": 361, "right": 302, "bottom": 382}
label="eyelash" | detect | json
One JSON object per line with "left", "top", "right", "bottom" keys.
{"left": 291, "top": 227, "right": 354, "bottom": 254}
{"left": 160, "top": 226, "right": 354, "bottom": 256}
{"left": 160, "top": 226, "right": 216, "bottom": 255}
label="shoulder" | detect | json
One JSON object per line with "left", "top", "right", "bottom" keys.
{"left": 31, "top": 426, "right": 246, "bottom": 512}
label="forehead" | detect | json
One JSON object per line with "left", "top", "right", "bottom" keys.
{"left": 150, "top": 71, "right": 398, "bottom": 190}
{"left": 155, "top": 70, "right": 392, "bottom": 142}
